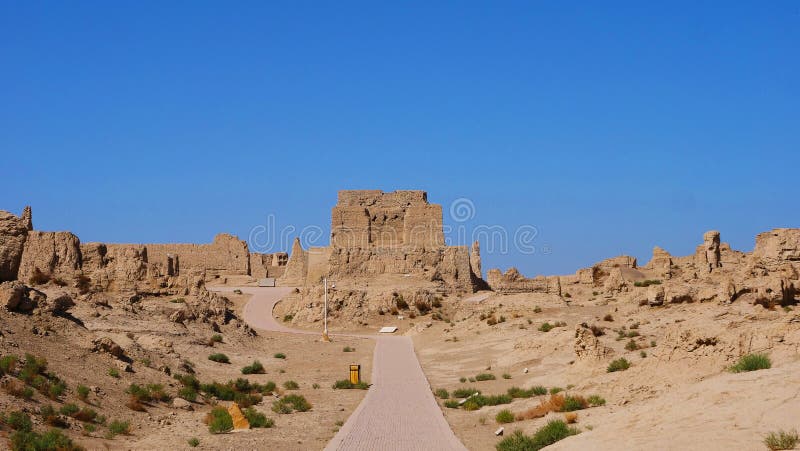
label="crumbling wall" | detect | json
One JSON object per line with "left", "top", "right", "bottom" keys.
{"left": 486, "top": 268, "right": 561, "bottom": 295}
{"left": 249, "top": 252, "right": 288, "bottom": 279}
{"left": 116, "top": 233, "right": 250, "bottom": 277}
{"left": 0, "top": 207, "right": 32, "bottom": 281}
{"left": 17, "top": 231, "right": 82, "bottom": 282}
{"left": 278, "top": 238, "right": 308, "bottom": 286}
{"left": 330, "top": 190, "right": 444, "bottom": 248}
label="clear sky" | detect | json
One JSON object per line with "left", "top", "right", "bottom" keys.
{"left": 1, "top": 1, "right": 798, "bottom": 276}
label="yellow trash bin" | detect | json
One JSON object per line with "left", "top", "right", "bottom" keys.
{"left": 349, "top": 364, "right": 361, "bottom": 385}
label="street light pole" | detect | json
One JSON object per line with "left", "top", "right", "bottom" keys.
{"left": 322, "top": 277, "right": 330, "bottom": 342}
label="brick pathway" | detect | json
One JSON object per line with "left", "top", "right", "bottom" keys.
{"left": 220, "top": 287, "right": 466, "bottom": 451}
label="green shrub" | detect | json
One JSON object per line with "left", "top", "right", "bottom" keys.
{"left": 475, "top": 373, "right": 496, "bottom": 381}
{"left": 48, "top": 381, "right": 66, "bottom": 400}
{"left": 332, "top": 379, "right": 369, "bottom": 390}
{"left": 179, "top": 386, "right": 198, "bottom": 402}
{"left": 502, "top": 373, "right": 512, "bottom": 380}
{"left": 0, "top": 355, "right": 18, "bottom": 374}
{"left": 496, "top": 420, "right": 580, "bottom": 451}
{"left": 532, "top": 385, "right": 547, "bottom": 396}
{"left": 39, "top": 405, "right": 65, "bottom": 428}
{"left": 11, "top": 429, "right": 80, "bottom": 451}
{"left": 496, "top": 430, "right": 537, "bottom": 451}
{"left": 274, "top": 352, "right": 286, "bottom": 359}
{"left": 561, "top": 396, "right": 588, "bottom": 412}
{"left": 452, "top": 388, "right": 480, "bottom": 398}
{"left": 242, "top": 360, "right": 265, "bottom": 375}
{"left": 207, "top": 406, "right": 233, "bottom": 434}
{"left": 272, "top": 394, "right": 312, "bottom": 413}
{"left": 283, "top": 380, "right": 299, "bottom": 390}
{"left": 459, "top": 377, "right": 467, "bottom": 383}
{"left": 263, "top": 381, "right": 277, "bottom": 393}
{"left": 549, "top": 387, "right": 563, "bottom": 395}
{"left": 625, "top": 339, "right": 639, "bottom": 351}
{"left": 210, "top": 334, "right": 223, "bottom": 343}
{"left": 188, "top": 437, "right": 200, "bottom": 447}
{"left": 283, "top": 314, "right": 293, "bottom": 322}
{"left": 208, "top": 353, "right": 230, "bottom": 364}
{"left": 126, "top": 384, "right": 151, "bottom": 402}
{"left": 495, "top": 409, "right": 515, "bottom": 424}
{"left": 607, "top": 358, "right": 631, "bottom": 373}
{"left": 444, "top": 399, "right": 460, "bottom": 408}
{"left": 59, "top": 404, "right": 80, "bottom": 417}
{"left": 343, "top": 346, "right": 355, "bottom": 352}
{"left": 74, "top": 407, "right": 97, "bottom": 422}
{"left": 243, "top": 407, "right": 274, "bottom": 428}
{"left": 764, "top": 429, "right": 798, "bottom": 450}
{"left": 434, "top": 388, "right": 449, "bottom": 399}
{"left": 462, "top": 400, "right": 480, "bottom": 411}
{"left": 538, "top": 323, "right": 554, "bottom": 332}
{"left": 108, "top": 367, "right": 120, "bottom": 378}
{"left": 5, "top": 411, "right": 33, "bottom": 432}
{"left": 77, "top": 384, "right": 90, "bottom": 401}
{"left": 108, "top": 419, "right": 131, "bottom": 436}
{"left": 147, "top": 384, "right": 170, "bottom": 402}
{"left": 587, "top": 395, "right": 606, "bottom": 406}
{"left": 730, "top": 353, "right": 771, "bottom": 373}
{"left": 634, "top": 279, "right": 662, "bottom": 287}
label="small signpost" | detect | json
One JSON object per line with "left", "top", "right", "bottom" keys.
{"left": 349, "top": 364, "right": 361, "bottom": 385}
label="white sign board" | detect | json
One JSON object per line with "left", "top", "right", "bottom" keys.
{"left": 378, "top": 326, "right": 398, "bottom": 334}
{"left": 258, "top": 278, "right": 276, "bottom": 287}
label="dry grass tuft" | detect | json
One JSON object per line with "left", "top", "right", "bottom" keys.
{"left": 564, "top": 412, "right": 578, "bottom": 424}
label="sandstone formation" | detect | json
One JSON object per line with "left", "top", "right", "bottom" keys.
{"left": 488, "top": 229, "right": 799, "bottom": 309}
{"left": 17, "top": 230, "right": 82, "bottom": 282}
{"left": 0, "top": 207, "right": 32, "bottom": 281}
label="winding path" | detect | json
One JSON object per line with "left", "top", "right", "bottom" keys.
{"left": 214, "top": 286, "right": 466, "bottom": 451}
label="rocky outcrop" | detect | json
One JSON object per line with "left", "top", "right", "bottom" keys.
{"left": 17, "top": 231, "right": 82, "bottom": 283}
{"left": 695, "top": 230, "right": 722, "bottom": 273}
{"left": 92, "top": 337, "right": 126, "bottom": 359}
{"left": 1, "top": 281, "right": 27, "bottom": 310}
{"left": 0, "top": 208, "right": 32, "bottom": 282}
{"left": 753, "top": 229, "right": 800, "bottom": 269}
{"left": 277, "top": 238, "right": 308, "bottom": 287}
{"left": 574, "top": 324, "right": 613, "bottom": 360}
{"left": 486, "top": 268, "right": 561, "bottom": 295}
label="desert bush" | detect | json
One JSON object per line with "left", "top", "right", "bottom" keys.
{"left": 241, "top": 361, "right": 265, "bottom": 375}
{"left": 549, "top": 387, "right": 563, "bottom": 395}
{"left": 497, "top": 420, "right": 581, "bottom": 450}
{"left": 625, "top": 339, "right": 639, "bottom": 351}
{"left": 2, "top": 379, "right": 33, "bottom": 399}
{"left": 39, "top": 405, "right": 66, "bottom": 428}
{"left": 108, "top": 419, "right": 131, "bottom": 436}
{"left": 179, "top": 386, "right": 198, "bottom": 402}
{"left": 188, "top": 437, "right": 200, "bottom": 447}
{"left": 444, "top": 400, "right": 460, "bottom": 409}
{"left": 126, "top": 384, "right": 152, "bottom": 402}
{"left": 487, "top": 315, "right": 498, "bottom": 326}
{"left": 283, "top": 314, "right": 294, "bottom": 322}
{"left": 561, "top": 396, "right": 588, "bottom": 412}
{"left": 502, "top": 373, "right": 512, "bottom": 380}
{"left": 414, "top": 299, "right": 431, "bottom": 314}
{"left": 587, "top": 395, "right": 606, "bottom": 406}
{"left": 640, "top": 350, "right": 647, "bottom": 358}
{"left": 564, "top": 412, "right": 578, "bottom": 424}
{"left": 0, "top": 355, "right": 18, "bottom": 374}
{"left": 538, "top": 322, "right": 554, "bottom": 332}
{"left": 343, "top": 346, "right": 355, "bottom": 352}
{"left": 59, "top": 404, "right": 80, "bottom": 417}
{"left": 243, "top": 407, "right": 274, "bottom": 428}
{"left": 764, "top": 429, "right": 798, "bottom": 450}
{"left": 634, "top": 279, "right": 662, "bottom": 287}
{"left": 108, "top": 367, "right": 120, "bottom": 378}
{"left": 607, "top": 358, "right": 631, "bottom": 373}
{"left": 469, "top": 394, "right": 512, "bottom": 408}
{"left": 462, "top": 400, "right": 480, "bottom": 411}
{"left": 10, "top": 429, "right": 80, "bottom": 451}
{"left": 283, "top": 380, "right": 299, "bottom": 390}
{"left": 233, "top": 289, "right": 243, "bottom": 294}
{"left": 730, "top": 353, "right": 771, "bottom": 373}
{"left": 452, "top": 388, "right": 480, "bottom": 398}
{"left": 126, "top": 396, "right": 146, "bottom": 412}
{"left": 274, "top": 352, "right": 286, "bottom": 359}
{"left": 206, "top": 407, "right": 233, "bottom": 434}
{"left": 533, "top": 306, "right": 542, "bottom": 313}
{"left": 47, "top": 380, "right": 66, "bottom": 400}
{"left": 19, "top": 354, "right": 48, "bottom": 383}
{"left": 73, "top": 407, "right": 97, "bottom": 423}
{"left": 332, "top": 379, "right": 369, "bottom": 390}
{"left": 496, "top": 409, "right": 515, "bottom": 424}
{"left": 4, "top": 411, "right": 33, "bottom": 431}
{"left": 603, "top": 314, "right": 614, "bottom": 322}
{"left": 76, "top": 384, "right": 90, "bottom": 401}
{"left": 459, "top": 377, "right": 467, "bottom": 383}
{"left": 435, "top": 388, "right": 449, "bottom": 399}
{"left": 208, "top": 353, "right": 230, "bottom": 364}
{"left": 531, "top": 385, "right": 547, "bottom": 396}
{"left": 210, "top": 334, "right": 223, "bottom": 344}
{"left": 272, "top": 394, "right": 311, "bottom": 413}
{"left": 147, "top": 383, "right": 170, "bottom": 402}
{"left": 475, "top": 373, "right": 496, "bottom": 381}
{"left": 627, "top": 330, "right": 640, "bottom": 338}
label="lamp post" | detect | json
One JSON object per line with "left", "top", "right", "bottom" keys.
{"left": 323, "top": 277, "right": 334, "bottom": 342}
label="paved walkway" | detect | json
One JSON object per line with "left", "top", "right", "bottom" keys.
{"left": 214, "top": 286, "right": 466, "bottom": 451}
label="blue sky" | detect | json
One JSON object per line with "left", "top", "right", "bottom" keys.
{"left": 1, "top": 1, "right": 798, "bottom": 276}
